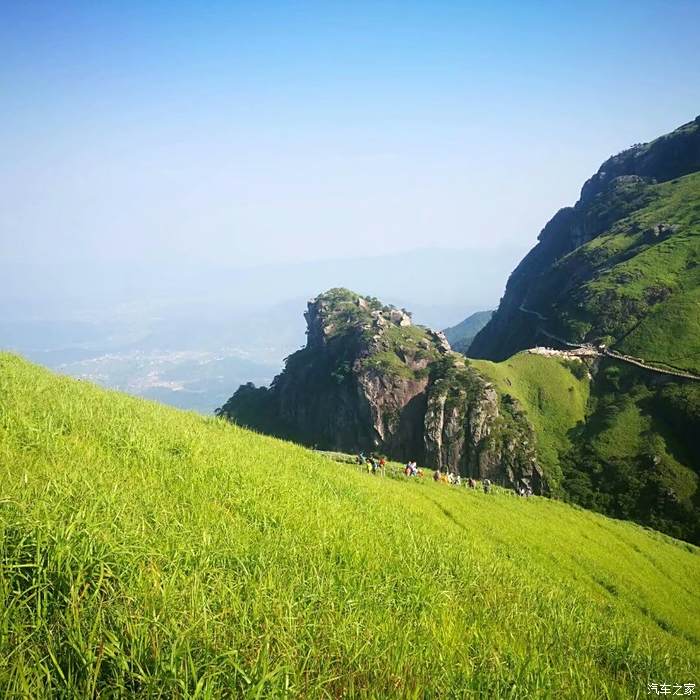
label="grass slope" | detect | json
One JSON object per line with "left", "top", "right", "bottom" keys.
{"left": 553, "top": 172, "right": 700, "bottom": 373}
{"left": 561, "top": 363, "right": 700, "bottom": 542}
{"left": 470, "top": 353, "right": 590, "bottom": 490}
{"left": 0, "top": 353, "right": 698, "bottom": 698}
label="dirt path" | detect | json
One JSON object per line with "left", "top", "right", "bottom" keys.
{"left": 520, "top": 306, "right": 700, "bottom": 382}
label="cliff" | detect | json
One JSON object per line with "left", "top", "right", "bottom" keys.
{"left": 218, "top": 288, "right": 543, "bottom": 491}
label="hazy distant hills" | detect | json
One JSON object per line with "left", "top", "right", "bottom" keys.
{"left": 1, "top": 246, "right": 524, "bottom": 324}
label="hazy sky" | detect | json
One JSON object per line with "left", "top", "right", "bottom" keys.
{"left": 2, "top": 0, "right": 699, "bottom": 267}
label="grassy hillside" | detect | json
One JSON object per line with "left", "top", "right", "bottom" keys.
{"left": 0, "top": 353, "right": 698, "bottom": 698}
{"left": 556, "top": 171, "right": 700, "bottom": 373}
{"left": 471, "top": 117, "right": 700, "bottom": 368}
{"left": 470, "top": 353, "right": 590, "bottom": 490}
{"left": 561, "top": 362, "right": 700, "bottom": 543}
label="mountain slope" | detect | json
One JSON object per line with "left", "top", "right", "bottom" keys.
{"left": 0, "top": 353, "right": 698, "bottom": 697}
{"left": 443, "top": 310, "right": 493, "bottom": 353}
{"left": 464, "top": 116, "right": 700, "bottom": 543}
{"left": 470, "top": 116, "right": 700, "bottom": 369}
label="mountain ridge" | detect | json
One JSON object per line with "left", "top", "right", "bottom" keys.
{"left": 470, "top": 116, "right": 700, "bottom": 364}
{"left": 465, "top": 115, "right": 700, "bottom": 543}
{"left": 443, "top": 310, "right": 493, "bottom": 354}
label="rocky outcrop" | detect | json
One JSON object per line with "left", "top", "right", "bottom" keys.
{"left": 424, "top": 355, "right": 542, "bottom": 490}
{"left": 218, "top": 288, "right": 545, "bottom": 492}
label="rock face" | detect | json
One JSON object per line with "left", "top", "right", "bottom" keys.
{"left": 218, "top": 288, "right": 544, "bottom": 492}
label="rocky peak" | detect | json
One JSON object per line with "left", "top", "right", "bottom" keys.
{"left": 220, "top": 288, "right": 544, "bottom": 493}
{"left": 579, "top": 115, "right": 700, "bottom": 205}
{"left": 304, "top": 288, "right": 413, "bottom": 350}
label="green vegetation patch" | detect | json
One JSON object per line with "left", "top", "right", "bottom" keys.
{"left": 561, "top": 363, "right": 699, "bottom": 542}
{"left": 552, "top": 172, "right": 700, "bottom": 371}
{"left": 362, "top": 350, "right": 417, "bottom": 380}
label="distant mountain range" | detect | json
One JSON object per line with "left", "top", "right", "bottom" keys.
{"left": 443, "top": 310, "right": 494, "bottom": 353}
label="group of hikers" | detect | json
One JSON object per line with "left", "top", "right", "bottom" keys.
{"left": 403, "top": 461, "right": 424, "bottom": 478}
{"left": 357, "top": 452, "right": 387, "bottom": 475}
{"left": 432, "top": 470, "right": 492, "bottom": 493}
{"left": 355, "top": 451, "right": 535, "bottom": 496}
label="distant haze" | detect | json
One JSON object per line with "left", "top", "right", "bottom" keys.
{"left": 0, "top": 247, "right": 522, "bottom": 413}
{"left": 0, "top": 247, "right": 522, "bottom": 324}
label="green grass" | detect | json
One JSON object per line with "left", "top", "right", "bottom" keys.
{"left": 1, "top": 353, "right": 699, "bottom": 698}
{"left": 555, "top": 172, "right": 700, "bottom": 372}
{"left": 590, "top": 399, "right": 647, "bottom": 461}
{"left": 358, "top": 314, "right": 438, "bottom": 381}
{"left": 590, "top": 396, "right": 697, "bottom": 504}
{"left": 618, "top": 284, "right": 700, "bottom": 373}
{"left": 469, "top": 353, "right": 590, "bottom": 489}
{"left": 581, "top": 368, "right": 699, "bottom": 511}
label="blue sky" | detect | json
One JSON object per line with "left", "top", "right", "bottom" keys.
{"left": 2, "top": 0, "right": 699, "bottom": 267}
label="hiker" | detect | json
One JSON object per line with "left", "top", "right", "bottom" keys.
{"left": 404, "top": 463, "right": 412, "bottom": 476}
{"left": 483, "top": 478, "right": 491, "bottom": 494}
{"left": 433, "top": 469, "right": 441, "bottom": 482}
{"left": 468, "top": 477, "right": 476, "bottom": 489}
